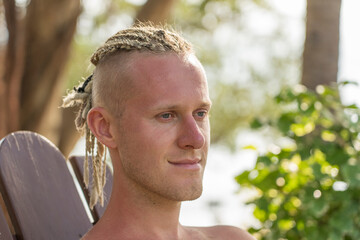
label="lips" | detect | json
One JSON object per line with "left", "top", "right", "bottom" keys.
{"left": 168, "top": 159, "right": 202, "bottom": 170}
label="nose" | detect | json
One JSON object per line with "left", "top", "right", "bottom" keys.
{"left": 177, "top": 116, "right": 206, "bottom": 150}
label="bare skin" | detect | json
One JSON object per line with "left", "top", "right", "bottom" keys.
{"left": 85, "top": 53, "right": 255, "bottom": 240}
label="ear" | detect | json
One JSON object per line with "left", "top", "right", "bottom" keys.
{"left": 87, "top": 107, "right": 117, "bottom": 149}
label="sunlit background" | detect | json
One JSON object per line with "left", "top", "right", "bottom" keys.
{"left": 69, "top": 0, "right": 360, "bottom": 230}
{"left": 1, "top": 0, "right": 359, "bottom": 237}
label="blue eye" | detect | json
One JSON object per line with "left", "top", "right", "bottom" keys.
{"left": 197, "top": 111, "right": 206, "bottom": 117}
{"left": 157, "top": 112, "right": 176, "bottom": 121}
{"left": 161, "top": 113, "right": 172, "bottom": 119}
{"left": 195, "top": 111, "right": 207, "bottom": 119}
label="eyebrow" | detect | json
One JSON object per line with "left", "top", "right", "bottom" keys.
{"left": 152, "top": 101, "right": 212, "bottom": 112}
{"left": 200, "top": 101, "right": 212, "bottom": 109}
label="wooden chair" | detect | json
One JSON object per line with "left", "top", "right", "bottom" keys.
{"left": 0, "top": 131, "right": 105, "bottom": 240}
{"left": 69, "top": 155, "right": 113, "bottom": 224}
{"left": 0, "top": 204, "right": 13, "bottom": 240}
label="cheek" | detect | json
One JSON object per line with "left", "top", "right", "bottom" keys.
{"left": 140, "top": 124, "right": 177, "bottom": 152}
{"left": 120, "top": 120, "right": 176, "bottom": 154}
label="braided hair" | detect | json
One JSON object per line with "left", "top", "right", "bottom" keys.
{"left": 62, "top": 24, "right": 193, "bottom": 209}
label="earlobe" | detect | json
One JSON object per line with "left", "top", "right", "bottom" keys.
{"left": 87, "top": 107, "right": 117, "bottom": 149}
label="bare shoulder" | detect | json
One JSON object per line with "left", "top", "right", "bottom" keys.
{"left": 188, "top": 225, "right": 255, "bottom": 240}
{"left": 206, "top": 225, "right": 255, "bottom": 239}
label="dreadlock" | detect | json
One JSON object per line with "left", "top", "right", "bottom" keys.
{"left": 62, "top": 24, "right": 193, "bottom": 209}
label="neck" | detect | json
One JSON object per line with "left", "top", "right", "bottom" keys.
{"left": 85, "top": 154, "right": 186, "bottom": 240}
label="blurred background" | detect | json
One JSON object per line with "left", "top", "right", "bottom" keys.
{"left": 1, "top": 0, "right": 359, "bottom": 239}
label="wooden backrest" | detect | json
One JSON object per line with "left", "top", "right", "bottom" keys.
{"left": 69, "top": 156, "right": 113, "bottom": 223}
{"left": 0, "top": 204, "right": 13, "bottom": 240}
{"left": 0, "top": 131, "right": 92, "bottom": 240}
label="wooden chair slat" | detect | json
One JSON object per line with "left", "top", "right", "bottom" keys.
{"left": 69, "top": 155, "right": 112, "bottom": 223}
{"left": 0, "top": 203, "right": 13, "bottom": 240}
{"left": 0, "top": 131, "right": 92, "bottom": 240}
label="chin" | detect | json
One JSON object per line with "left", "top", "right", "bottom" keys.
{"left": 175, "top": 185, "right": 203, "bottom": 202}
{"left": 183, "top": 193, "right": 202, "bottom": 201}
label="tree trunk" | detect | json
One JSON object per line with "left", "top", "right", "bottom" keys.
{"left": 0, "top": 0, "right": 81, "bottom": 142}
{"left": 302, "top": 0, "right": 342, "bottom": 90}
{"left": 20, "top": 0, "right": 81, "bottom": 132}
{"left": 135, "top": 0, "right": 178, "bottom": 25}
{"left": 1, "top": 0, "right": 25, "bottom": 136}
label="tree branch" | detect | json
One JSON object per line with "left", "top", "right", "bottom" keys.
{"left": 135, "top": 0, "right": 178, "bottom": 25}
{"left": 2, "top": 0, "right": 24, "bottom": 134}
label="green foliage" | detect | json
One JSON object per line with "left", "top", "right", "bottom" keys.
{"left": 236, "top": 84, "right": 360, "bottom": 239}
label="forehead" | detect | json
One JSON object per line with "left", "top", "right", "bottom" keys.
{"left": 125, "top": 52, "right": 210, "bottom": 109}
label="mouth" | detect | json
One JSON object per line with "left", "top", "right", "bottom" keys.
{"left": 168, "top": 159, "right": 202, "bottom": 170}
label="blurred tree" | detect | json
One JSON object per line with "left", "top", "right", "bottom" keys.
{"left": 171, "top": 0, "right": 302, "bottom": 149}
{"left": 302, "top": 0, "right": 342, "bottom": 89}
{"left": 2, "top": 0, "right": 339, "bottom": 156}
{"left": 235, "top": 1, "right": 360, "bottom": 239}
{"left": 1, "top": 0, "right": 351, "bottom": 236}
{"left": 0, "top": 0, "right": 179, "bottom": 156}
{"left": 0, "top": 0, "right": 81, "bottom": 140}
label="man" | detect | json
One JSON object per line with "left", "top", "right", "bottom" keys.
{"left": 63, "top": 25, "right": 254, "bottom": 240}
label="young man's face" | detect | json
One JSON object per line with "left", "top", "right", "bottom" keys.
{"left": 110, "top": 52, "right": 211, "bottom": 202}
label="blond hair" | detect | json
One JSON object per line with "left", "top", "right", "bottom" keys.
{"left": 62, "top": 24, "right": 193, "bottom": 209}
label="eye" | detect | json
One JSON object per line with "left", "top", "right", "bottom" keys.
{"left": 194, "top": 110, "right": 208, "bottom": 119}
{"left": 157, "top": 112, "right": 176, "bottom": 121}
{"left": 161, "top": 113, "right": 173, "bottom": 119}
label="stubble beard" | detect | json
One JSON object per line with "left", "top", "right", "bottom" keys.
{"left": 116, "top": 123, "right": 208, "bottom": 203}
{"left": 119, "top": 153, "right": 206, "bottom": 204}
{"left": 125, "top": 161, "right": 205, "bottom": 203}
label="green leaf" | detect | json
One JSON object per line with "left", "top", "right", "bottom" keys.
{"left": 277, "top": 219, "right": 295, "bottom": 231}
{"left": 307, "top": 195, "right": 329, "bottom": 218}
{"left": 321, "top": 130, "right": 336, "bottom": 142}
{"left": 323, "top": 145, "right": 349, "bottom": 166}
{"left": 277, "top": 113, "right": 294, "bottom": 134}
{"left": 254, "top": 170, "right": 279, "bottom": 191}
{"left": 258, "top": 156, "right": 273, "bottom": 166}
{"left": 344, "top": 104, "right": 358, "bottom": 109}
{"left": 290, "top": 122, "right": 315, "bottom": 136}
{"left": 312, "top": 163, "right": 324, "bottom": 179}
{"left": 235, "top": 171, "right": 250, "bottom": 185}
{"left": 329, "top": 203, "right": 355, "bottom": 235}
{"left": 338, "top": 80, "right": 359, "bottom": 86}
{"left": 243, "top": 145, "right": 257, "bottom": 150}
{"left": 253, "top": 207, "right": 267, "bottom": 222}
{"left": 342, "top": 164, "right": 360, "bottom": 187}
{"left": 328, "top": 230, "right": 343, "bottom": 240}
{"left": 250, "top": 118, "right": 263, "bottom": 129}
